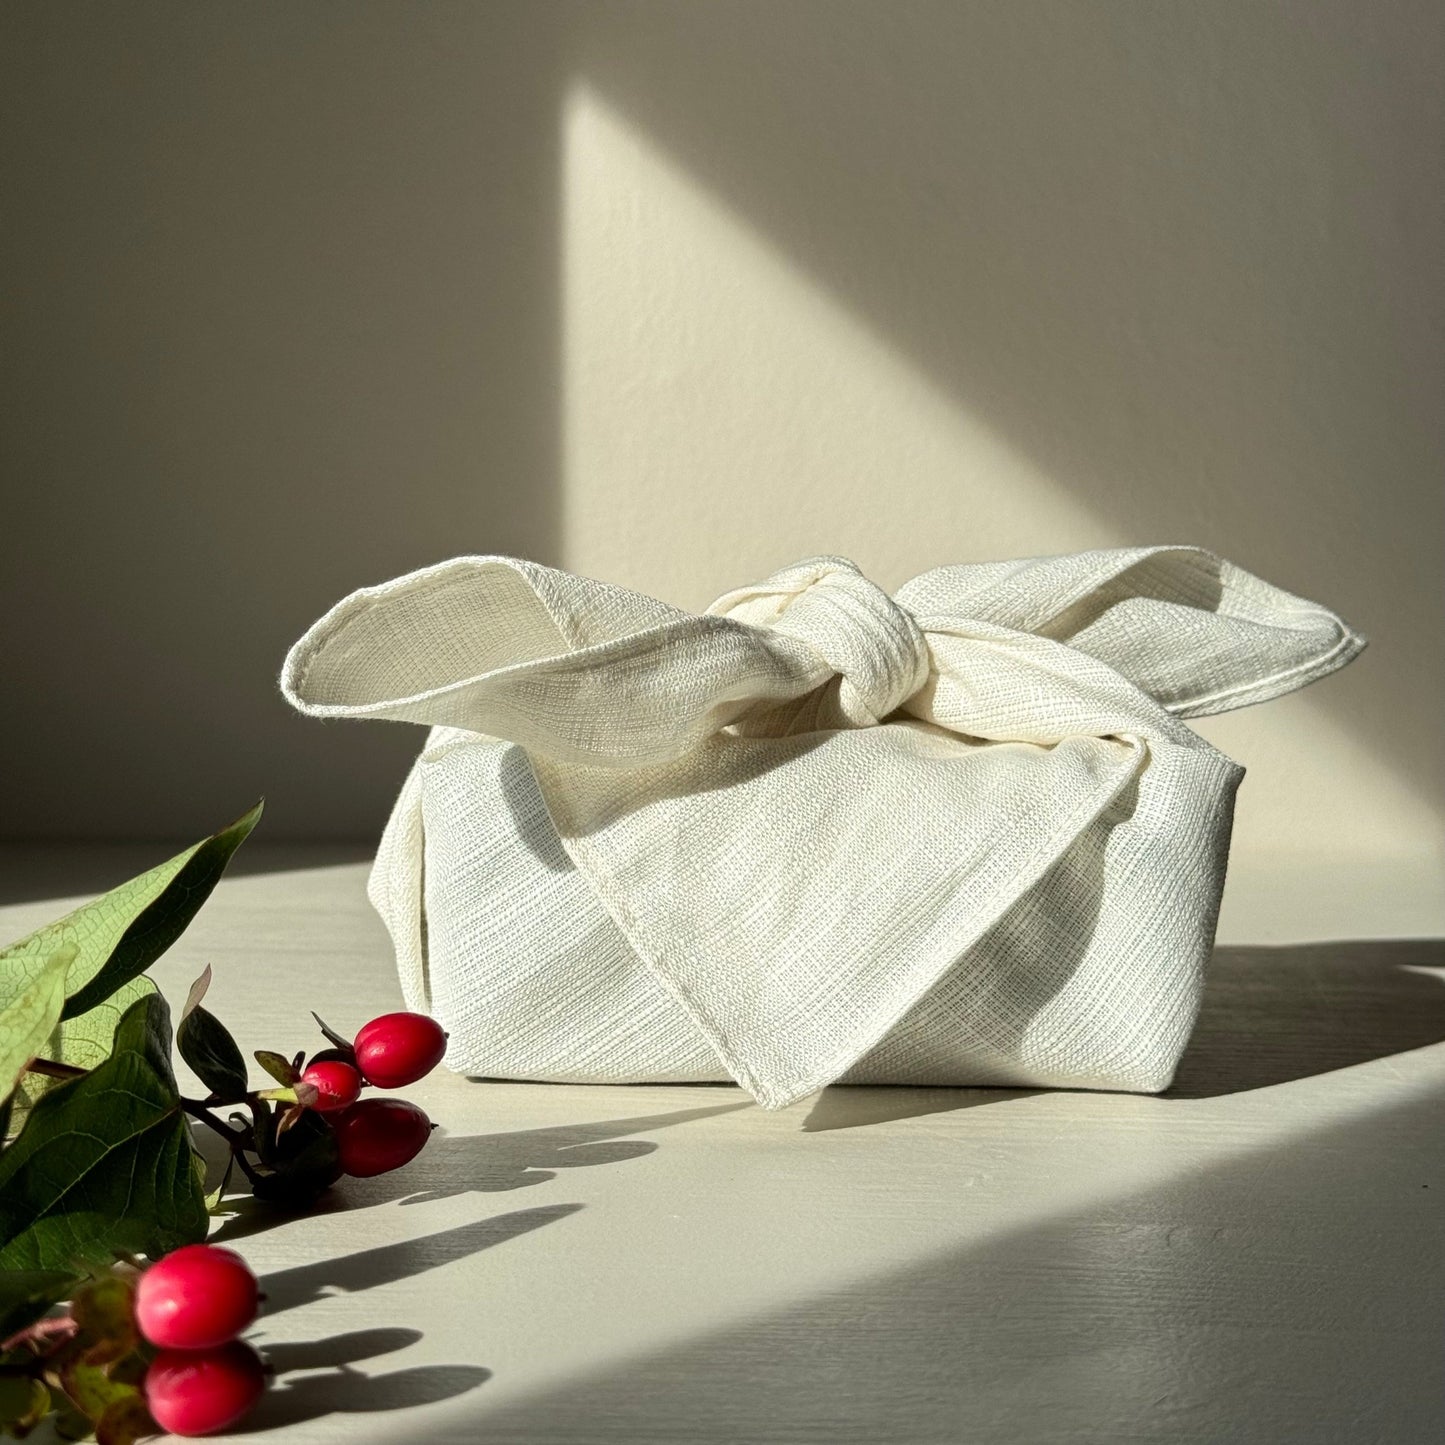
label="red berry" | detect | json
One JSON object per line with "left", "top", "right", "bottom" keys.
{"left": 352, "top": 1011, "right": 447, "bottom": 1089}
{"left": 333, "top": 1097, "right": 433, "bottom": 1177}
{"left": 145, "top": 1340, "right": 266, "bottom": 1436}
{"left": 135, "top": 1244, "right": 259, "bottom": 1351}
{"left": 300, "top": 1058, "right": 362, "bottom": 1113}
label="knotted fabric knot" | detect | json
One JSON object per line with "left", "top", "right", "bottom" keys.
{"left": 706, "top": 556, "right": 931, "bottom": 727}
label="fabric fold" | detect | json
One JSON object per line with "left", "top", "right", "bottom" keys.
{"left": 283, "top": 546, "right": 1364, "bottom": 1107}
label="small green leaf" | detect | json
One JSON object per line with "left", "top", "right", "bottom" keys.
{"left": 0, "top": 1374, "right": 50, "bottom": 1430}
{"left": 311, "top": 1011, "right": 353, "bottom": 1053}
{"left": 0, "top": 947, "right": 75, "bottom": 1106}
{"left": 0, "top": 994, "right": 208, "bottom": 1272}
{"left": 70, "top": 1275, "right": 138, "bottom": 1364}
{"left": 176, "top": 1006, "right": 248, "bottom": 1101}
{"left": 96, "top": 1393, "right": 154, "bottom": 1445}
{"left": 55, "top": 1403, "right": 97, "bottom": 1439}
{"left": 204, "top": 1152, "right": 236, "bottom": 1213}
{"left": 254, "top": 1049, "right": 298, "bottom": 1087}
{"left": 60, "top": 1356, "right": 144, "bottom": 1429}
{"left": 0, "top": 803, "right": 262, "bottom": 1029}
{"left": 179, "top": 963, "right": 212, "bottom": 1022}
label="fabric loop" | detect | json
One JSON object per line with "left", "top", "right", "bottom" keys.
{"left": 284, "top": 544, "right": 1366, "bottom": 1110}
{"left": 707, "top": 557, "right": 931, "bottom": 727}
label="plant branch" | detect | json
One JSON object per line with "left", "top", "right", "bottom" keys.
{"left": 229, "top": 1148, "right": 263, "bottom": 1186}
{"left": 25, "top": 1057, "right": 86, "bottom": 1081}
{"left": 180, "top": 1098, "right": 249, "bottom": 1146}
{"left": 0, "top": 1313, "right": 78, "bottom": 1354}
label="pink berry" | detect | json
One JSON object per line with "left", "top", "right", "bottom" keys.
{"left": 333, "top": 1097, "right": 433, "bottom": 1177}
{"left": 145, "top": 1340, "right": 266, "bottom": 1436}
{"left": 352, "top": 1011, "right": 447, "bottom": 1089}
{"left": 300, "top": 1058, "right": 362, "bottom": 1113}
{"left": 134, "top": 1244, "right": 259, "bottom": 1351}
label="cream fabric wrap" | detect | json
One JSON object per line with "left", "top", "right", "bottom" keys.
{"left": 282, "top": 547, "right": 1364, "bottom": 1109}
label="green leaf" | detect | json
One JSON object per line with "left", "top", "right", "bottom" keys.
{"left": 0, "top": 993, "right": 208, "bottom": 1272}
{"left": 0, "top": 1374, "right": 50, "bottom": 1431}
{"left": 204, "top": 1151, "right": 236, "bottom": 1213}
{"left": 254, "top": 1049, "right": 298, "bottom": 1087}
{"left": 96, "top": 1393, "right": 153, "bottom": 1445}
{"left": 0, "top": 1267, "right": 81, "bottom": 1339}
{"left": 60, "top": 1357, "right": 144, "bottom": 1432}
{"left": 0, "top": 947, "right": 75, "bottom": 1106}
{"left": 0, "top": 802, "right": 262, "bottom": 1028}
{"left": 70, "top": 1274, "right": 138, "bottom": 1364}
{"left": 55, "top": 1403, "right": 96, "bottom": 1439}
{"left": 176, "top": 1005, "right": 248, "bottom": 1102}
{"left": 6, "top": 976, "right": 157, "bottom": 1141}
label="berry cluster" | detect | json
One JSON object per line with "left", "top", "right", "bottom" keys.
{"left": 185, "top": 1007, "right": 448, "bottom": 1205}
{"left": 0, "top": 1245, "right": 267, "bottom": 1440}
{"left": 299, "top": 1012, "right": 446, "bottom": 1178}
{"left": 136, "top": 1246, "right": 265, "bottom": 1437}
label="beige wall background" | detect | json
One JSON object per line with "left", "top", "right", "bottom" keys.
{"left": 4, "top": 2, "right": 1441, "bottom": 933}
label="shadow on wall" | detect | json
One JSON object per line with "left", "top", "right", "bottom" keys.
{"left": 1, "top": 4, "right": 571, "bottom": 841}
{"left": 569, "top": 0, "right": 1443, "bottom": 815}
{"left": 458, "top": 1089, "right": 1445, "bottom": 1444}
{"left": 3, "top": 2, "right": 1440, "bottom": 849}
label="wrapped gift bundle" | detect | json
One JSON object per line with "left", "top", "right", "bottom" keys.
{"left": 282, "top": 546, "right": 1363, "bottom": 1109}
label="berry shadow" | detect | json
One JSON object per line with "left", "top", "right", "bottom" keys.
{"left": 260, "top": 1326, "right": 421, "bottom": 1371}
{"left": 227, "top": 1208, "right": 588, "bottom": 1431}
{"left": 238, "top": 1319, "right": 490, "bottom": 1433}
{"left": 341, "top": 1101, "right": 750, "bottom": 1207}
{"left": 256, "top": 1204, "right": 583, "bottom": 1317}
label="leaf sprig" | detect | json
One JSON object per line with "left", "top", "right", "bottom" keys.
{"left": 0, "top": 801, "right": 457, "bottom": 1444}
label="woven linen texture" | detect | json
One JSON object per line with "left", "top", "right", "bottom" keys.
{"left": 282, "top": 546, "right": 1364, "bottom": 1108}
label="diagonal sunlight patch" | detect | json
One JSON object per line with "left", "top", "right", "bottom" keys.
{"left": 560, "top": 82, "right": 1110, "bottom": 608}
{"left": 558, "top": 83, "right": 1444, "bottom": 927}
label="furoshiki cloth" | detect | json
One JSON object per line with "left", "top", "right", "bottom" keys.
{"left": 282, "top": 547, "right": 1364, "bottom": 1108}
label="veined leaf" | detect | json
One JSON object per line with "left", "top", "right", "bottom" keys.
{"left": 60, "top": 1358, "right": 145, "bottom": 1436}
{"left": 0, "top": 1267, "right": 82, "bottom": 1339}
{"left": 0, "top": 946, "right": 74, "bottom": 1104}
{"left": 254, "top": 1049, "right": 298, "bottom": 1086}
{"left": 0, "top": 801, "right": 261, "bottom": 1026}
{"left": 177, "top": 1004, "right": 248, "bottom": 1101}
{"left": 6, "top": 975, "right": 158, "bottom": 1139}
{"left": 0, "top": 993, "right": 208, "bottom": 1272}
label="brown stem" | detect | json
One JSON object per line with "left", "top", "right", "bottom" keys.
{"left": 1, "top": 1313, "right": 78, "bottom": 1354}
{"left": 25, "top": 1057, "right": 86, "bottom": 1081}
{"left": 229, "top": 1148, "right": 263, "bottom": 1186}
{"left": 181, "top": 1099, "right": 267, "bottom": 1189}
{"left": 180, "top": 1098, "right": 248, "bottom": 1146}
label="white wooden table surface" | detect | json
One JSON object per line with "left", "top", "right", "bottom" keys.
{"left": 1, "top": 846, "right": 1441, "bottom": 1444}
